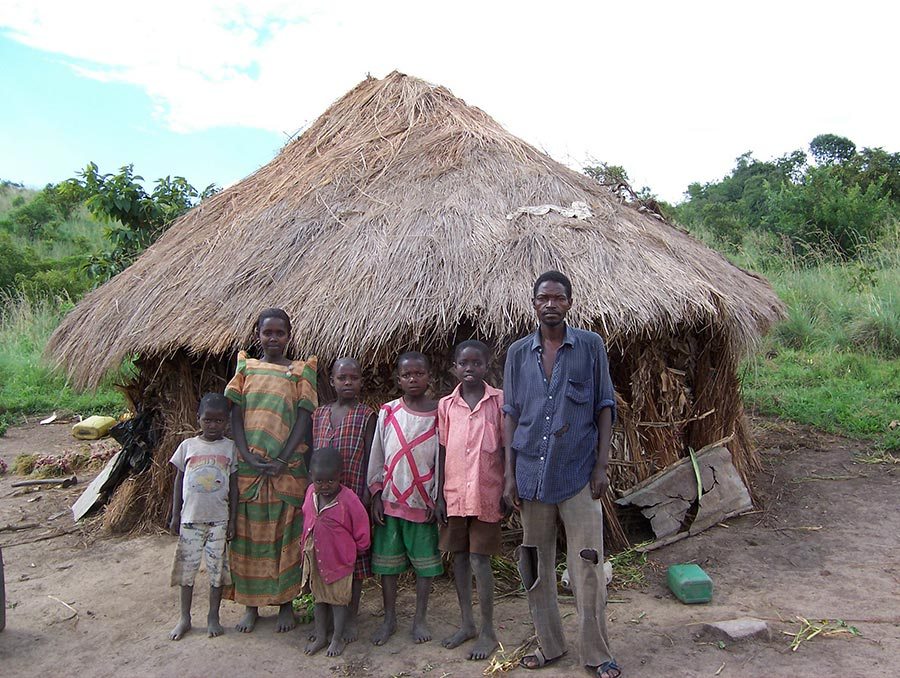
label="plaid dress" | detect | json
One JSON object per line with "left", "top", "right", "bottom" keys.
{"left": 312, "top": 402, "right": 375, "bottom": 578}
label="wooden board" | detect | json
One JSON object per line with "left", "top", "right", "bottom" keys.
{"left": 71, "top": 450, "right": 124, "bottom": 522}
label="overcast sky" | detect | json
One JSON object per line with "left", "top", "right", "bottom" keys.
{"left": 1, "top": 0, "right": 897, "bottom": 203}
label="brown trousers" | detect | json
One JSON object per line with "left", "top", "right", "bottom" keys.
{"left": 518, "top": 483, "right": 612, "bottom": 667}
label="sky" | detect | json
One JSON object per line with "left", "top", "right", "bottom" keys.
{"left": 1, "top": 1, "right": 897, "bottom": 204}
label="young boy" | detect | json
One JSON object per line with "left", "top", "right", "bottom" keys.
{"left": 435, "top": 340, "right": 505, "bottom": 661}
{"left": 301, "top": 447, "right": 371, "bottom": 657}
{"left": 367, "top": 351, "right": 443, "bottom": 646}
{"left": 168, "top": 393, "right": 238, "bottom": 640}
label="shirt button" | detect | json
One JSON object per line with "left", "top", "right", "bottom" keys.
{"left": 546, "top": 416, "right": 550, "bottom": 420}
{"left": 549, "top": 396, "right": 553, "bottom": 400}
{"left": 542, "top": 436, "right": 547, "bottom": 440}
{"left": 540, "top": 456, "right": 544, "bottom": 461}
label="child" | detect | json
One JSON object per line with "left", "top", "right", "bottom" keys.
{"left": 225, "top": 308, "right": 318, "bottom": 634}
{"left": 311, "top": 358, "right": 376, "bottom": 642}
{"left": 366, "top": 351, "right": 443, "bottom": 646}
{"left": 168, "top": 392, "right": 238, "bottom": 641}
{"left": 435, "top": 340, "right": 505, "bottom": 661}
{"left": 301, "top": 447, "right": 371, "bottom": 657}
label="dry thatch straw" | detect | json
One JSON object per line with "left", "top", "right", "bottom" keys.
{"left": 44, "top": 71, "right": 784, "bottom": 538}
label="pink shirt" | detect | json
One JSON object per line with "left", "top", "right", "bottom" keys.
{"left": 438, "top": 383, "right": 504, "bottom": 523}
{"left": 301, "top": 485, "right": 371, "bottom": 584}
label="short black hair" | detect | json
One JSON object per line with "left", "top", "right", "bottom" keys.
{"left": 533, "top": 271, "right": 572, "bottom": 299}
{"left": 255, "top": 307, "right": 292, "bottom": 334}
{"left": 310, "top": 447, "right": 342, "bottom": 478}
{"left": 199, "top": 392, "right": 230, "bottom": 415}
{"left": 396, "top": 351, "right": 430, "bottom": 371}
{"left": 453, "top": 339, "right": 491, "bottom": 362}
{"left": 331, "top": 357, "right": 361, "bottom": 374}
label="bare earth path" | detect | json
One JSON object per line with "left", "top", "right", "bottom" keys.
{"left": 1, "top": 417, "right": 898, "bottom": 677}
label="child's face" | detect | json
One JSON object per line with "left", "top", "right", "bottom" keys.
{"left": 453, "top": 347, "right": 488, "bottom": 386}
{"left": 258, "top": 317, "right": 290, "bottom": 360}
{"left": 198, "top": 407, "right": 227, "bottom": 440}
{"left": 397, "top": 358, "right": 430, "bottom": 398}
{"left": 331, "top": 363, "right": 362, "bottom": 400}
{"left": 312, "top": 468, "right": 340, "bottom": 500}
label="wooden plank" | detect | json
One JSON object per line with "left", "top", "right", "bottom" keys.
{"left": 70, "top": 450, "right": 123, "bottom": 522}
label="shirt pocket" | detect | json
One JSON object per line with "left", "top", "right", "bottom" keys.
{"left": 480, "top": 411, "right": 501, "bottom": 452}
{"left": 566, "top": 378, "right": 590, "bottom": 405}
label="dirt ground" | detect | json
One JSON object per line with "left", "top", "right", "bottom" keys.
{"left": 1, "top": 415, "right": 898, "bottom": 678}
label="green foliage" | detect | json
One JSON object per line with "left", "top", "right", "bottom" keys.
{"left": 66, "top": 163, "right": 218, "bottom": 280}
{"left": 809, "top": 133, "right": 856, "bottom": 166}
{"left": 0, "top": 293, "right": 125, "bottom": 423}
{"left": 766, "top": 167, "right": 891, "bottom": 258}
{"left": 743, "top": 348, "right": 900, "bottom": 451}
{"left": 674, "top": 135, "right": 898, "bottom": 260}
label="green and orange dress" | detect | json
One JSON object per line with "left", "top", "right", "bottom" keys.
{"left": 224, "top": 350, "right": 318, "bottom": 606}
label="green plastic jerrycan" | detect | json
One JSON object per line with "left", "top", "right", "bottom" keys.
{"left": 667, "top": 563, "right": 713, "bottom": 604}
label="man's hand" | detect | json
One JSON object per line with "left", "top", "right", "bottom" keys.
{"left": 502, "top": 476, "right": 520, "bottom": 513}
{"left": 371, "top": 492, "right": 385, "bottom": 526}
{"left": 433, "top": 498, "right": 448, "bottom": 526}
{"left": 590, "top": 465, "right": 609, "bottom": 500}
{"left": 226, "top": 521, "right": 235, "bottom": 541}
{"left": 168, "top": 514, "right": 180, "bottom": 536}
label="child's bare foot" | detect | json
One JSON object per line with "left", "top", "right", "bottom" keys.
{"left": 207, "top": 616, "right": 225, "bottom": 638}
{"left": 169, "top": 617, "right": 191, "bottom": 641}
{"left": 236, "top": 607, "right": 258, "bottom": 633}
{"left": 342, "top": 619, "right": 359, "bottom": 644}
{"left": 442, "top": 624, "right": 476, "bottom": 649}
{"left": 411, "top": 619, "right": 432, "bottom": 643}
{"left": 371, "top": 614, "right": 396, "bottom": 646}
{"left": 326, "top": 637, "right": 347, "bottom": 656}
{"left": 468, "top": 631, "right": 499, "bottom": 660}
{"left": 304, "top": 635, "right": 328, "bottom": 655}
{"left": 275, "top": 603, "right": 296, "bottom": 633}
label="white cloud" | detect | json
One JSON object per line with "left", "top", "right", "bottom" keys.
{"left": 2, "top": 0, "right": 898, "bottom": 201}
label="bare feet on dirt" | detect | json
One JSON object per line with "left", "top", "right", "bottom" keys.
{"left": 207, "top": 616, "right": 225, "bottom": 638}
{"left": 326, "top": 637, "right": 346, "bottom": 656}
{"left": 342, "top": 619, "right": 359, "bottom": 643}
{"left": 169, "top": 617, "right": 191, "bottom": 641}
{"left": 411, "top": 619, "right": 432, "bottom": 643}
{"left": 275, "top": 603, "right": 296, "bottom": 633}
{"left": 236, "top": 607, "right": 258, "bottom": 633}
{"left": 441, "top": 624, "right": 476, "bottom": 649}
{"left": 304, "top": 635, "right": 328, "bottom": 655}
{"left": 371, "top": 614, "right": 397, "bottom": 646}
{"left": 469, "top": 631, "right": 499, "bottom": 660}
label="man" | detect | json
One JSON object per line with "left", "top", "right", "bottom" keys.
{"left": 502, "top": 270, "right": 621, "bottom": 678}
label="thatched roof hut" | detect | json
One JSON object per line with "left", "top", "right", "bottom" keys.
{"left": 48, "top": 71, "right": 784, "bottom": 542}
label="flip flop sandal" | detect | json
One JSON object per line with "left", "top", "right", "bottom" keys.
{"left": 520, "top": 647, "right": 567, "bottom": 669}
{"left": 596, "top": 659, "right": 622, "bottom": 678}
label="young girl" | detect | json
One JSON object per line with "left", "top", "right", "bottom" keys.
{"left": 301, "top": 447, "right": 371, "bottom": 657}
{"left": 311, "top": 358, "right": 376, "bottom": 642}
{"left": 225, "top": 308, "right": 318, "bottom": 634}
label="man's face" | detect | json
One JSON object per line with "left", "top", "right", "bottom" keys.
{"left": 533, "top": 281, "right": 571, "bottom": 327}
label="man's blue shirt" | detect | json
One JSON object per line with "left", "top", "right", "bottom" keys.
{"left": 502, "top": 326, "right": 616, "bottom": 504}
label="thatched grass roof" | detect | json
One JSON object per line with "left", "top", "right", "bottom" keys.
{"left": 48, "top": 71, "right": 784, "bottom": 388}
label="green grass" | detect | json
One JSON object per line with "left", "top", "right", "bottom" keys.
{"left": 0, "top": 293, "right": 125, "bottom": 427}
{"left": 742, "top": 348, "right": 900, "bottom": 451}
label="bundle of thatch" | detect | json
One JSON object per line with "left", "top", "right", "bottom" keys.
{"left": 47, "top": 71, "right": 783, "bottom": 545}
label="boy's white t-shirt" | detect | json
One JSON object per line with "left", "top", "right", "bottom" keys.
{"left": 169, "top": 436, "right": 238, "bottom": 524}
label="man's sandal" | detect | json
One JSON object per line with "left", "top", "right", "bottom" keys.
{"left": 595, "top": 659, "right": 622, "bottom": 678}
{"left": 520, "top": 648, "right": 566, "bottom": 669}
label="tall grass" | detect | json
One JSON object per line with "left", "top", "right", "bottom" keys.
{"left": 719, "top": 221, "right": 900, "bottom": 450}
{"left": 0, "top": 293, "right": 125, "bottom": 425}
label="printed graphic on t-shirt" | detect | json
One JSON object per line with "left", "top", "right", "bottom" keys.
{"left": 185, "top": 455, "right": 231, "bottom": 494}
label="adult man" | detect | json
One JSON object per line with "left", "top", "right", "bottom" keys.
{"left": 502, "top": 271, "right": 621, "bottom": 678}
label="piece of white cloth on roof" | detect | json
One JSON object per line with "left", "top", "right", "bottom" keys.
{"left": 506, "top": 201, "right": 593, "bottom": 221}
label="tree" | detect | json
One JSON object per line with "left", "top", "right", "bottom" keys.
{"left": 809, "top": 134, "right": 856, "bottom": 166}
{"left": 63, "top": 163, "right": 218, "bottom": 280}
